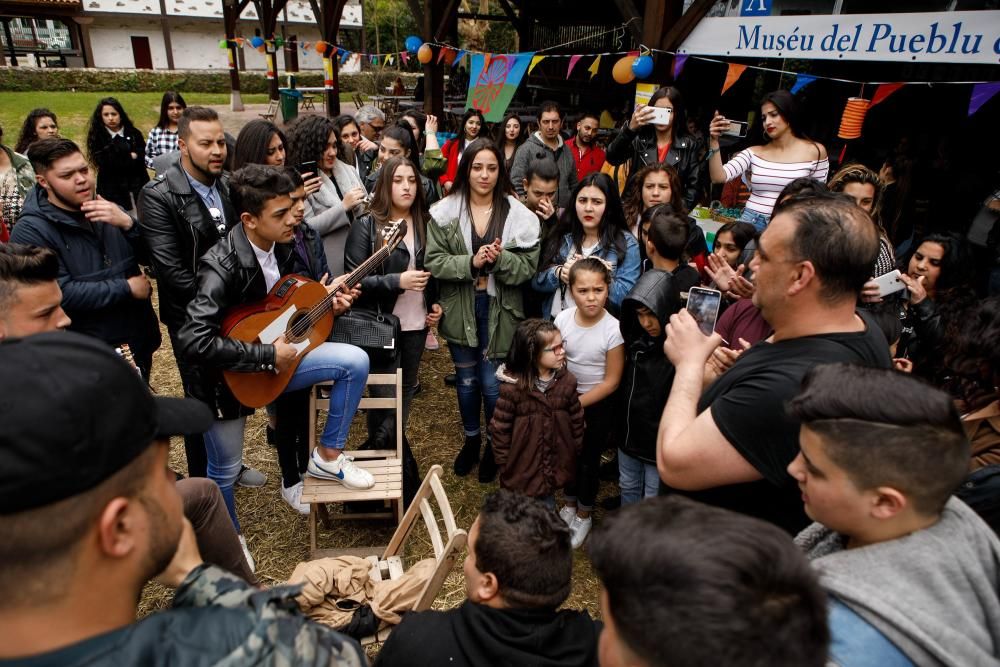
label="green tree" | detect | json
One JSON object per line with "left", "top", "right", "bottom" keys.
{"left": 363, "top": 0, "right": 419, "bottom": 56}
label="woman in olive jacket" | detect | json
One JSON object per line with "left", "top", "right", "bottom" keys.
{"left": 425, "top": 138, "right": 540, "bottom": 482}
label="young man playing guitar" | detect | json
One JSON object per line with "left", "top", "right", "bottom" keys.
{"left": 178, "top": 165, "right": 373, "bottom": 536}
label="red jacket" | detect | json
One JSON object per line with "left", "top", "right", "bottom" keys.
{"left": 566, "top": 137, "right": 606, "bottom": 181}
{"left": 439, "top": 138, "right": 464, "bottom": 188}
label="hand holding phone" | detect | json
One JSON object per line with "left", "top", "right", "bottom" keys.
{"left": 686, "top": 287, "right": 722, "bottom": 336}
{"left": 647, "top": 106, "right": 673, "bottom": 126}
{"left": 722, "top": 120, "right": 748, "bottom": 138}
{"left": 298, "top": 160, "right": 318, "bottom": 176}
{"left": 872, "top": 270, "right": 906, "bottom": 298}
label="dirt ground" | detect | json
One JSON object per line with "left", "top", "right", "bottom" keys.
{"left": 137, "top": 306, "right": 618, "bottom": 640}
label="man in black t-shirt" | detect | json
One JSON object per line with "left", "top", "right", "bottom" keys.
{"left": 656, "top": 192, "right": 891, "bottom": 534}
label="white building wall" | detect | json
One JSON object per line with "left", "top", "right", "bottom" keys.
{"left": 89, "top": 18, "right": 171, "bottom": 69}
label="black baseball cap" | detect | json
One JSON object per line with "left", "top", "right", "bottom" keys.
{"left": 0, "top": 332, "right": 213, "bottom": 514}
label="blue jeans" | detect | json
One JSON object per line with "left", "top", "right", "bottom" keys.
{"left": 739, "top": 208, "right": 770, "bottom": 233}
{"left": 206, "top": 342, "right": 370, "bottom": 530}
{"left": 448, "top": 291, "right": 499, "bottom": 437}
{"left": 618, "top": 449, "right": 660, "bottom": 505}
{"left": 828, "top": 598, "right": 913, "bottom": 666}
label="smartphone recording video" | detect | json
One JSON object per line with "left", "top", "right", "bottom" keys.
{"left": 686, "top": 287, "right": 722, "bottom": 336}
{"left": 722, "top": 120, "right": 748, "bottom": 138}
{"left": 648, "top": 107, "right": 673, "bottom": 125}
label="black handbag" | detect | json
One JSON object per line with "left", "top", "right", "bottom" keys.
{"left": 330, "top": 307, "right": 399, "bottom": 350}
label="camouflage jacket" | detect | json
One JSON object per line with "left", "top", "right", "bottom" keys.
{"left": 4, "top": 565, "right": 367, "bottom": 666}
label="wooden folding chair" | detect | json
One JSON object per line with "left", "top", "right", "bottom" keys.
{"left": 259, "top": 99, "right": 279, "bottom": 121}
{"left": 306, "top": 464, "right": 468, "bottom": 645}
{"left": 352, "top": 92, "right": 365, "bottom": 110}
{"left": 301, "top": 94, "right": 316, "bottom": 111}
{"left": 302, "top": 370, "right": 404, "bottom": 555}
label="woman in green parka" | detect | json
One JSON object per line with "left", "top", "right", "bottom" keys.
{"left": 426, "top": 138, "right": 540, "bottom": 483}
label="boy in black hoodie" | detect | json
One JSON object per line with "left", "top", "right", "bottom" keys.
{"left": 375, "top": 490, "right": 600, "bottom": 667}
{"left": 619, "top": 210, "right": 698, "bottom": 503}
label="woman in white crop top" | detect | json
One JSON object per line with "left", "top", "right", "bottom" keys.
{"left": 706, "top": 90, "right": 828, "bottom": 231}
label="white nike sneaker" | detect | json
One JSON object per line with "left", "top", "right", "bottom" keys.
{"left": 569, "top": 515, "right": 593, "bottom": 550}
{"left": 281, "top": 481, "right": 310, "bottom": 515}
{"left": 307, "top": 450, "right": 375, "bottom": 489}
{"left": 558, "top": 505, "right": 577, "bottom": 527}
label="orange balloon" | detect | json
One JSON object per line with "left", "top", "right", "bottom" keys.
{"left": 417, "top": 43, "right": 433, "bottom": 64}
{"left": 315, "top": 40, "right": 328, "bottom": 55}
{"left": 612, "top": 56, "right": 636, "bottom": 84}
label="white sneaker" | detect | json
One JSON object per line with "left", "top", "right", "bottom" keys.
{"left": 238, "top": 534, "right": 256, "bottom": 573}
{"left": 558, "top": 505, "right": 577, "bottom": 527}
{"left": 307, "top": 449, "right": 375, "bottom": 489}
{"left": 569, "top": 515, "right": 592, "bottom": 550}
{"left": 281, "top": 481, "right": 310, "bottom": 515}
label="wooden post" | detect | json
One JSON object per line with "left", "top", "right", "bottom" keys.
{"left": 2, "top": 19, "right": 18, "bottom": 67}
{"left": 422, "top": 0, "right": 446, "bottom": 118}
{"left": 309, "top": 0, "right": 348, "bottom": 116}
{"left": 222, "top": 0, "right": 246, "bottom": 111}
{"left": 158, "top": 0, "right": 175, "bottom": 69}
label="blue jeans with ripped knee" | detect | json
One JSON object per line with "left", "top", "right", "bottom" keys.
{"left": 448, "top": 291, "right": 499, "bottom": 437}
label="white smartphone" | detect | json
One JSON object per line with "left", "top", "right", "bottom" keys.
{"left": 872, "top": 270, "right": 906, "bottom": 298}
{"left": 722, "top": 120, "right": 748, "bottom": 138}
{"left": 686, "top": 287, "right": 722, "bottom": 336}
{"left": 647, "top": 106, "right": 673, "bottom": 125}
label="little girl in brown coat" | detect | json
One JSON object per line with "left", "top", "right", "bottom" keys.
{"left": 489, "top": 319, "right": 585, "bottom": 506}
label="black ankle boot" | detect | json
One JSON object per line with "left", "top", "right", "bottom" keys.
{"left": 454, "top": 434, "right": 481, "bottom": 476}
{"left": 478, "top": 440, "right": 498, "bottom": 483}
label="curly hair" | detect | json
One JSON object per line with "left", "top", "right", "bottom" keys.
{"left": 15, "top": 108, "right": 58, "bottom": 154}
{"left": 286, "top": 115, "right": 340, "bottom": 171}
{"left": 622, "top": 163, "right": 685, "bottom": 225}
{"left": 85, "top": 97, "right": 137, "bottom": 165}
{"left": 828, "top": 162, "right": 884, "bottom": 230}
{"left": 504, "top": 318, "right": 560, "bottom": 391}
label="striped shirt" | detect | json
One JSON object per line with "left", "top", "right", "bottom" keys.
{"left": 722, "top": 148, "right": 829, "bottom": 217}
{"left": 145, "top": 126, "right": 179, "bottom": 168}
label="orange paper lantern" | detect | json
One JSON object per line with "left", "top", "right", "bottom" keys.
{"left": 417, "top": 43, "right": 433, "bottom": 64}
{"left": 837, "top": 97, "right": 870, "bottom": 139}
{"left": 612, "top": 56, "right": 636, "bottom": 84}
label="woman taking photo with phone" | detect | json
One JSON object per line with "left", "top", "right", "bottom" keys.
{"left": 85, "top": 97, "right": 149, "bottom": 211}
{"left": 287, "top": 115, "right": 367, "bottom": 274}
{"left": 426, "top": 138, "right": 540, "bottom": 482}
{"left": 346, "top": 156, "right": 441, "bottom": 441}
{"left": 707, "top": 90, "right": 829, "bottom": 231}
{"left": 605, "top": 86, "right": 703, "bottom": 210}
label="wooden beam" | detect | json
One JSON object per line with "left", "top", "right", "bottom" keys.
{"left": 661, "top": 0, "right": 714, "bottom": 51}
{"left": 611, "top": 0, "right": 643, "bottom": 44}
{"left": 433, "top": 0, "right": 459, "bottom": 42}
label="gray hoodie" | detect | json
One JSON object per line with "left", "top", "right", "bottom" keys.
{"left": 509, "top": 131, "right": 579, "bottom": 210}
{"left": 796, "top": 497, "right": 1000, "bottom": 666}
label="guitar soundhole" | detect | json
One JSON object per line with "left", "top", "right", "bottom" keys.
{"left": 285, "top": 310, "right": 311, "bottom": 344}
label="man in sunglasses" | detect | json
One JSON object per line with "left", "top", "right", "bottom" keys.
{"left": 138, "top": 106, "right": 265, "bottom": 486}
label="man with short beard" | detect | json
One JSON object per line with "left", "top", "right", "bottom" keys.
{"left": 566, "top": 112, "right": 605, "bottom": 181}
{"left": 10, "top": 137, "right": 160, "bottom": 377}
{"left": 510, "top": 101, "right": 579, "bottom": 209}
{"left": 138, "top": 107, "right": 264, "bottom": 486}
{"left": 0, "top": 332, "right": 365, "bottom": 667}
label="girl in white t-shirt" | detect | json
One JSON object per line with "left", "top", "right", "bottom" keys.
{"left": 553, "top": 257, "right": 625, "bottom": 549}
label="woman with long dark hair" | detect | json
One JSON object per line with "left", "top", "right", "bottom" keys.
{"left": 708, "top": 90, "right": 829, "bottom": 231}
{"left": 85, "top": 97, "right": 149, "bottom": 210}
{"left": 493, "top": 112, "right": 525, "bottom": 173}
{"left": 144, "top": 91, "right": 186, "bottom": 168}
{"left": 439, "top": 108, "right": 486, "bottom": 194}
{"left": 286, "top": 114, "right": 367, "bottom": 274}
{"left": 425, "top": 138, "right": 540, "bottom": 482}
{"left": 15, "top": 108, "right": 58, "bottom": 154}
{"left": 232, "top": 119, "right": 287, "bottom": 170}
{"left": 606, "top": 86, "right": 703, "bottom": 210}
{"left": 533, "top": 172, "right": 641, "bottom": 318}
{"left": 364, "top": 122, "right": 438, "bottom": 205}
{"left": 346, "top": 156, "right": 441, "bottom": 441}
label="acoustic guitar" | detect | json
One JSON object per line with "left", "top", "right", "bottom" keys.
{"left": 222, "top": 219, "right": 407, "bottom": 408}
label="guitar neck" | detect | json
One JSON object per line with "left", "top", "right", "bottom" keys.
{"left": 307, "top": 243, "right": 394, "bottom": 318}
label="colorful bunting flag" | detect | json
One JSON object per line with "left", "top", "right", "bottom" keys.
{"left": 567, "top": 54, "right": 583, "bottom": 78}
{"left": 587, "top": 55, "right": 602, "bottom": 79}
{"left": 400, "top": 51, "right": 409, "bottom": 65}
{"left": 721, "top": 63, "right": 747, "bottom": 94}
{"left": 453, "top": 50, "right": 467, "bottom": 68}
{"left": 871, "top": 83, "right": 905, "bottom": 107}
{"left": 436, "top": 47, "right": 448, "bottom": 65}
{"left": 790, "top": 73, "right": 817, "bottom": 94}
{"left": 671, "top": 54, "right": 688, "bottom": 79}
{"left": 528, "top": 55, "right": 545, "bottom": 75}
{"left": 969, "top": 82, "right": 1000, "bottom": 116}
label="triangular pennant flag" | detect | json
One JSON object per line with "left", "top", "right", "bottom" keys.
{"left": 453, "top": 50, "right": 466, "bottom": 68}
{"left": 567, "top": 54, "right": 583, "bottom": 78}
{"left": 627, "top": 50, "right": 639, "bottom": 57}
{"left": 528, "top": 54, "right": 545, "bottom": 75}
{"left": 790, "top": 73, "right": 817, "bottom": 94}
{"left": 400, "top": 51, "right": 409, "bottom": 64}
{"left": 436, "top": 47, "right": 447, "bottom": 64}
{"left": 671, "top": 54, "right": 688, "bottom": 79}
{"left": 587, "top": 54, "right": 602, "bottom": 79}
{"left": 969, "top": 81, "right": 1000, "bottom": 116}
{"left": 871, "top": 83, "right": 905, "bottom": 107}
{"left": 386, "top": 54, "right": 394, "bottom": 66}
{"left": 721, "top": 63, "right": 747, "bottom": 95}
{"left": 340, "top": 50, "right": 350, "bottom": 65}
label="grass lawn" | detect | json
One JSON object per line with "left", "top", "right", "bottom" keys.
{"left": 0, "top": 91, "right": 364, "bottom": 146}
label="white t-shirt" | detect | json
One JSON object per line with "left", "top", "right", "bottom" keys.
{"left": 554, "top": 307, "right": 624, "bottom": 395}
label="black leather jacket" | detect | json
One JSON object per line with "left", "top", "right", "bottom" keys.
{"left": 137, "top": 162, "right": 238, "bottom": 333}
{"left": 177, "top": 225, "right": 296, "bottom": 417}
{"left": 345, "top": 213, "right": 438, "bottom": 316}
{"left": 605, "top": 125, "right": 705, "bottom": 210}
